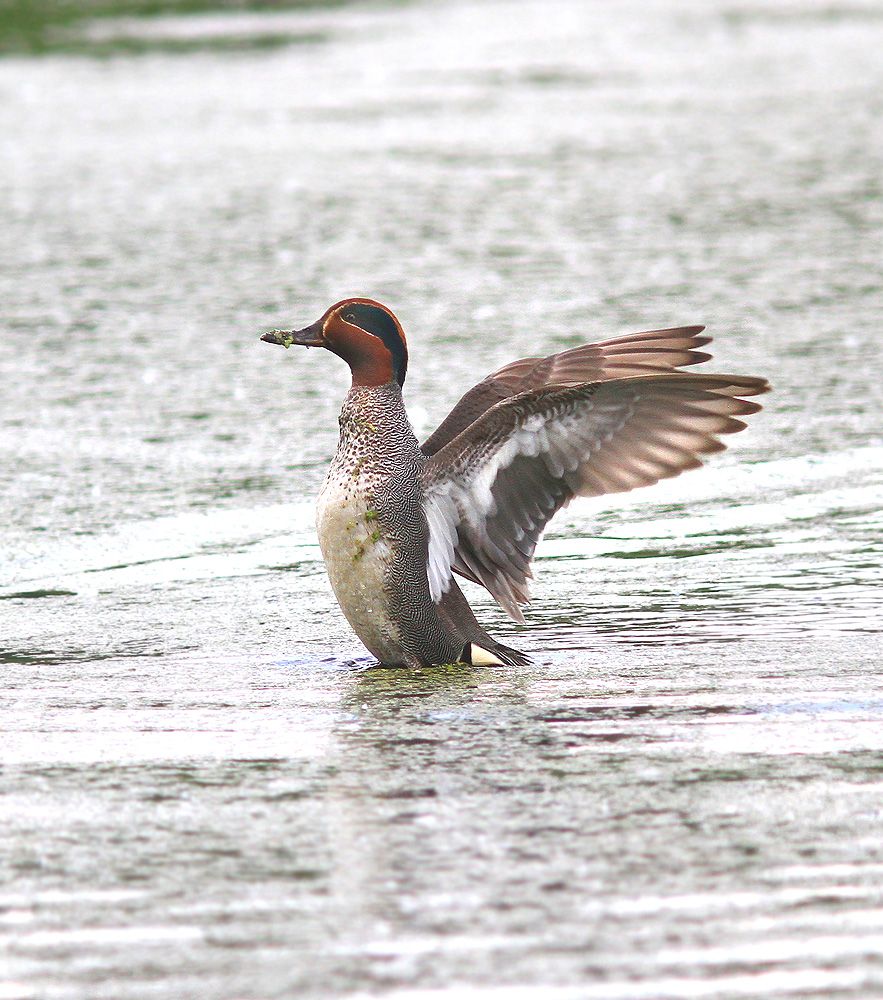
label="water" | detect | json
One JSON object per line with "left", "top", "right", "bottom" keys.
{"left": 2, "top": 0, "right": 883, "bottom": 996}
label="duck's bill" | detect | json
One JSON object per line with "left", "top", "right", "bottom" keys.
{"left": 259, "top": 321, "right": 324, "bottom": 349}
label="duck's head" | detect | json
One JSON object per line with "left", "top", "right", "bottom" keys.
{"left": 261, "top": 298, "right": 408, "bottom": 388}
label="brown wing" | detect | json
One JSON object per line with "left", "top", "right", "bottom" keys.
{"left": 422, "top": 373, "right": 769, "bottom": 621}
{"left": 421, "top": 326, "right": 712, "bottom": 456}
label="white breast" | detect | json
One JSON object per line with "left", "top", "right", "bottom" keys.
{"left": 315, "top": 474, "right": 403, "bottom": 663}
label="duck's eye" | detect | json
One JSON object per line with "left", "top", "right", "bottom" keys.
{"left": 343, "top": 312, "right": 356, "bottom": 323}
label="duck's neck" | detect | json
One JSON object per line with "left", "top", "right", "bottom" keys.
{"left": 336, "top": 382, "right": 420, "bottom": 458}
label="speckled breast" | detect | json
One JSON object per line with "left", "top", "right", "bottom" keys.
{"left": 315, "top": 469, "right": 404, "bottom": 664}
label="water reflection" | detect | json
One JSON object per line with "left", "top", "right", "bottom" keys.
{"left": 316, "top": 658, "right": 883, "bottom": 992}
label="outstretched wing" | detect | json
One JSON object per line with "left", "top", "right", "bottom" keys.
{"left": 421, "top": 326, "right": 712, "bottom": 456}
{"left": 422, "top": 373, "right": 769, "bottom": 622}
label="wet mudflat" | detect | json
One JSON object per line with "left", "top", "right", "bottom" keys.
{"left": 1, "top": 0, "right": 882, "bottom": 997}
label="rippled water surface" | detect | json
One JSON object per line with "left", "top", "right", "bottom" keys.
{"left": 2, "top": 0, "right": 883, "bottom": 997}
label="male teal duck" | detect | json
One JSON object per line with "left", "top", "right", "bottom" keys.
{"left": 261, "top": 299, "right": 768, "bottom": 667}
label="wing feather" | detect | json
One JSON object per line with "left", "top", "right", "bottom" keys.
{"left": 422, "top": 373, "right": 769, "bottom": 619}
{"left": 421, "top": 326, "right": 714, "bottom": 456}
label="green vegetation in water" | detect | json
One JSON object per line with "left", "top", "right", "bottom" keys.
{"left": 0, "top": 0, "right": 353, "bottom": 56}
{"left": 0, "top": 589, "right": 77, "bottom": 600}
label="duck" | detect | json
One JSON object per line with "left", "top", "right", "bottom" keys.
{"left": 260, "top": 298, "right": 768, "bottom": 667}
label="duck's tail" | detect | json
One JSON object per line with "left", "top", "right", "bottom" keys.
{"left": 460, "top": 640, "right": 530, "bottom": 666}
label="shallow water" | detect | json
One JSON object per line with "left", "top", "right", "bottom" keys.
{"left": 2, "top": 0, "right": 883, "bottom": 997}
